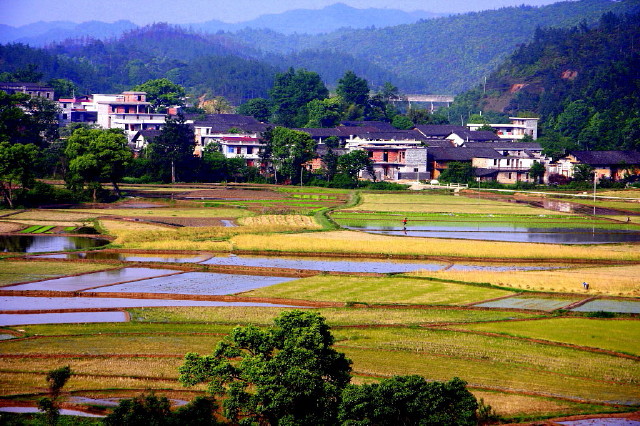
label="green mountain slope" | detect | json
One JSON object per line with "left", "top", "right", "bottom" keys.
{"left": 456, "top": 11, "right": 640, "bottom": 152}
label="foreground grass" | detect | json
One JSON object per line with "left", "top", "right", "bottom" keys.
{"left": 0, "top": 261, "right": 110, "bottom": 287}
{"left": 409, "top": 264, "right": 640, "bottom": 296}
{"left": 230, "top": 230, "right": 640, "bottom": 261}
{"left": 452, "top": 318, "right": 640, "bottom": 355}
{"left": 243, "top": 275, "right": 514, "bottom": 305}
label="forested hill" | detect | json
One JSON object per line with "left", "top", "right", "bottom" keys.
{"left": 457, "top": 11, "right": 640, "bottom": 152}
{"left": 1, "top": 0, "right": 639, "bottom": 103}
{"left": 233, "top": 0, "right": 640, "bottom": 93}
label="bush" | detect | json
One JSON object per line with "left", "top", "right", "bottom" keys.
{"left": 364, "top": 181, "right": 410, "bottom": 191}
{"left": 18, "top": 181, "right": 82, "bottom": 206}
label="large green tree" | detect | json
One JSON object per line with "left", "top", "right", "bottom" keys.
{"left": 132, "top": 78, "right": 186, "bottom": 112}
{"left": 237, "top": 97, "right": 272, "bottom": 122}
{"left": 64, "top": 128, "right": 132, "bottom": 201}
{"left": 262, "top": 127, "right": 317, "bottom": 184}
{"left": 337, "top": 150, "right": 375, "bottom": 184}
{"left": 38, "top": 366, "right": 72, "bottom": 426}
{"left": 439, "top": 162, "right": 476, "bottom": 184}
{"left": 269, "top": 68, "right": 329, "bottom": 128}
{"left": 147, "top": 114, "right": 196, "bottom": 183}
{"left": 336, "top": 70, "right": 370, "bottom": 108}
{"left": 0, "top": 141, "right": 38, "bottom": 208}
{"left": 179, "top": 310, "right": 352, "bottom": 425}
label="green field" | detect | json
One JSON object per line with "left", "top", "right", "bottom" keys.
{"left": 243, "top": 275, "right": 515, "bottom": 305}
{"left": 451, "top": 318, "right": 640, "bottom": 355}
{"left": 1, "top": 185, "right": 639, "bottom": 422}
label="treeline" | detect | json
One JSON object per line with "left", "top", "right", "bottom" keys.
{"left": 465, "top": 11, "right": 640, "bottom": 153}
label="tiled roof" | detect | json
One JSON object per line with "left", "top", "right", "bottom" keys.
{"left": 448, "top": 130, "right": 501, "bottom": 142}
{"left": 193, "top": 114, "right": 269, "bottom": 132}
{"left": 428, "top": 147, "right": 503, "bottom": 161}
{"left": 351, "top": 130, "right": 427, "bottom": 141}
{"left": 340, "top": 121, "right": 397, "bottom": 131}
{"left": 414, "top": 125, "right": 467, "bottom": 137}
{"left": 464, "top": 141, "right": 543, "bottom": 150}
{"left": 293, "top": 128, "right": 344, "bottom": 138}
{"left": 569, "top": 150, "right": 640, "bottom": 165}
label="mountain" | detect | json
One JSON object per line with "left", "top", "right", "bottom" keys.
{"left": 0, "top": 20, "right": 137, "bottom": 46}
{"left": 234, "top": 0, "right": 640, "bottom": 93}
{"left": 453, "top": 11, "right": 640, "bottom": 152}
{"left": 191, "top": 3, "right": 441, "bottom": 35}
{"left": 0, "top": 3, "right": 441, "bottom": 46}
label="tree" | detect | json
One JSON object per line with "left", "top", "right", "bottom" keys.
{"left": 263, "top": 127, "right": 317, "bottom": 184}
{"left": 529, "top": 161, "right": 545, "bottom": 184}
{"left": 237, "top": 98, "right": 272, "bottom": 123}
{"left": 339, "top": 375, "right": 478, "bottom": 426}
{"left": 132, "top": 78, "right": 186, "bottom": 112}
{"left": 337, "top": 71, "right": 370, "bottom": 108}
{"left": 179, "top": 310, "right": 352, "bottom": 425}
{"left": 269, "top": 68, "right": 328, "bottom": 128}
{"left": 48, "top": 78, "right": 79, "bottom": 99}
{"left": 147, "top": 113, "right": 196, "bottom": 183}
{"left": 0, "top": 141, "right": 38, "bottom": 208}
{"left": 391, "top": 115, "right": 414, "bottom": 130}
{"left": 201, "top": 96, "right": 235, "bottom": 114}
{"left": 305, "top": 97, "right": 344, "bottom": 128}
{"left": 573, "top": 163, "right": 594, "bottom": 182}
{"left": 38, "top": 365, "right": 72, "bottom": 426}
{"left": 64, "top": 128, "right": 132, "bottom": 201}
{"left": 439, "top": 162, "right": 475, "bottom": 184}
{"left": 338, "top": 150, "right": 374, "bottom": 184}
{"left": 104, "top": 394, "right": 221, "bottom": 426}
{"left": 0, "top": 91, "right": 59, "bottom": 148}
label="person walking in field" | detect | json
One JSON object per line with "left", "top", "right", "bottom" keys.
{"left": 402, "top": 217, "right": 408, "bottom": 229}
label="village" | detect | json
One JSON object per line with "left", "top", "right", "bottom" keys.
{"left": 5, "top": 82, "right": 639, "bottom": 186}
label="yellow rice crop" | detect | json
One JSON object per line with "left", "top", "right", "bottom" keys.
{"left": 230, "top": 230, "right": 640, "bottom": 262}
{"left": 106, "top": 215, "right": 320, "bottom": 249}
{"left": 238, "top": 214, "right": 321, "bottom": 229}
{"left": 410, "top": 264, "right": 640, "bottom": 296}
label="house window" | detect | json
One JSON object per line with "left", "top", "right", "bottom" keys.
{"left": 247, "top": 147, "right": 253, "bottom": 155}
{"left": 493, "top": 159, "right": 497, "bottom": 166}
{"left": 508, "top": 173, "right": 512, "bottom": 179}
{"left": 227, "top": 147, "right": 234, "bottom": 154}
{"left": 414, "top": 168, "right": 419, "bottom": 172}
{"left": 236, "top": 147, "right": 242, "bottom": 154}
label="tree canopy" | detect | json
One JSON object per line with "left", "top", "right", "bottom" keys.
{"left": 269, "top": 68, "right": 329, "bottom": 127}
{"left": 179, "top": 310, "right": 352, "bottom": 425}
{"left": 132, "top": 78, "right": 186, "bottom": 112}
{"left": 64, "top": 127, "right": 131, "bottom": 200}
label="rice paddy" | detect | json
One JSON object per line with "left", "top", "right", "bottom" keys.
{"left": 1, "top": 185, "right": 639, "bottom": 422}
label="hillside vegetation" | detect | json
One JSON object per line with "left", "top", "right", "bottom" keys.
{"left": 1, "top": 0, "right": 639, "bottom": 101}
{"left": 452, "top": 11, "right": 640, "bottom": 152}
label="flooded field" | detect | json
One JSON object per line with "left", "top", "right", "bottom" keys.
{"left": 200, "top": 254, "right": 554, "bottom": 273}
{"left": 0, "top": 311, "right": 127, "bottom": 326}
{"left": 571, "top": 300, "right": 640, "bottom": 314}
{"left": 344, "top": 224, "right": 640, "bottom": 244}
{"left": 474, "top": 296, "right": 581, "bottom": 311}
{"left": 1, "top": 267, "right": 179, "bottom": 292}
{"left": 0, "top": 296, "right": 297, "bottom": 311}
{"left": 33, "top": 252, "right": 211, "bottom": 263}
{"left": 0, "top": 235, "right": 109, "bottom": 253}
{"left": 95, "top": 271, "right": 296, "bottom": 295}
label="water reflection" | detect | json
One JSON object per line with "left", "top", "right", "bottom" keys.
{"left": 345, "top": 225, "right": 640, "bottom": 244}
{"left": 0, "top": 235, "right": 109, "bottom": 253}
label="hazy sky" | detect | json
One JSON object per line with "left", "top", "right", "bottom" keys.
{"left": 1, "top": 0, "right": 563, "bottom": 26}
